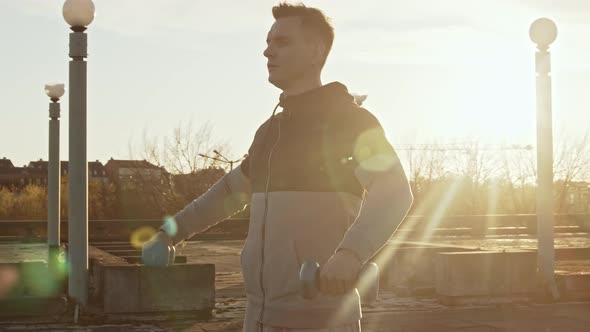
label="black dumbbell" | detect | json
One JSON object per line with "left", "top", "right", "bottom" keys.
{"left": 299, "top": 260, "right": 379, "bottom": 304}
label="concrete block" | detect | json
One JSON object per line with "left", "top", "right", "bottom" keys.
{"left": 103, "top": 249, "right": 142, "bottom": 256}
{"left": 557, "top": 272, "right": 590, "bottom": 301}
{"left": 0, "top": 260, "right": 67, "bottom": 317}
{"left": 101, "top": 263, "right": 215, "bottom": 313}
{"left": 102, "top": 265, "right": 140, "bottom": 313}
{"left": 0, "top": 260, "right": 59, "bottom": 298}
{"left": 139, "top": 264, "right": 215, "bottom": 312}
{"left": 89, "top": 246, "right": 128, "bottom": 265}
{"left": 0, "top": 296, "right": 68, "bottom": 317}
{"left": 0, "top": 262, "right": 26, "bottom": 297}
{"left": 121, "top": 255, "right": 187, "bottom": 264}
{"left": 89, "top": 246, "right": 129, "bottom": 305}
{"left": 93, "top": 245, "right": 137, "bottom": 251}
{"left": 435, "top": 251, "right": 536, "bottom": 305}
{"left": 373, "top": 245, "right": 477, "bottom": 292}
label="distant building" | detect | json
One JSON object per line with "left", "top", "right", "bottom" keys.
{"left": 104, "top": 158, "right": 169, "bottom": 186}
{"left": 104, "top": 158, "right": 171, "bottom": 218}
{"left": 58, "top": 160, "right": 109, "bottom": 184}
{"left": 0, "top": 158, "right": 108, "bottom": 189}
{"left": 0, "top": 157, "right": 47, "bottom": 187}
{"left": 0, "top": 157, "right": 14, "bottom": 169}
{"left": 29, "top": 159, "right": 108, "bottom": 184}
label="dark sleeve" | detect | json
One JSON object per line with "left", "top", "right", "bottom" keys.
{"left": 337, "top": 108, "right": 414, "bottom": 264}
{"left": 348, "top": 108, "right": 401, "bottom": 187}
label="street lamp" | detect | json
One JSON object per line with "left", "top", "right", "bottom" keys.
{"left": 198, "top": 153, "right": 227, "bottom": 167}
{"left": 530, "top": 18, "right": 559, "bottom": 300}
{"left": 199, "top": 150, "right": 246, "bottom": 170}
{"left": 63, "top": 0, "right": 95, "bottom": 308}
{"left": 215, "top": 150, "right": 247, "bottom": 171}
{"left": 45, "top": 83, "right": 64, "bottom": 285}
{"left": 213, "top": 150, "right": 232, "bottom": 169}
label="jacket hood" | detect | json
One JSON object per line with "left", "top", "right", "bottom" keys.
{"left": 278, "top": 82, "right": 356, "bottom": 114}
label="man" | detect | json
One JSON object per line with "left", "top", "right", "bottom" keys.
{"left": 142, "top": 3, "right": 413, "bottom": 331}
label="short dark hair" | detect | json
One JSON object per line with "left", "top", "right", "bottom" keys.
{"left": 272, "top": 2, "right": 335, "bottom": 68}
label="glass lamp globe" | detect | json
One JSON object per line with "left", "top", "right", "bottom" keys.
{"left": 63, "top": 0, "right": 95, "bottom": 28}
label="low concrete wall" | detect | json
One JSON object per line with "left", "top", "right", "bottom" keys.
{"left": 557, "top": 272, "right": 590, "bottom": 301}
{"left": 435, "top": 250, "right": 537, "bottom": 305}
{"left": 0, "top": 260, "right": 65, "bottom": 298}
{"left": 101, "top": 264, "right": 215, "bottom": 313}
{"left": 0, "top": 260, "right": 67, "bottom": 317}
{"left": 373, "top": 245, "right": 479, "bottom": 293}
{"left": 89, "top": 246, "right": 215, "bottom": 314}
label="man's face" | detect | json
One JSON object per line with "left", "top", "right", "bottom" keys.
{"left": 263, "top": 17, "right": 319, "bottom": 89}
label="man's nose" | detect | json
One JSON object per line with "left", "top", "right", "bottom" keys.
{"left": 263, "top": 45, "right": 273, "bottom": 59}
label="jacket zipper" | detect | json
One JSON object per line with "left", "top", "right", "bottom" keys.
{"left": 259, "top": 116, "right": 282, "bottom": 327}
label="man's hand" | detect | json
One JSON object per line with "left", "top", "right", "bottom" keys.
{"left": 141, "top": 231, "right": 175, "bottom": 267}
{"left": 319, "top": 249, "right": 363, "bottom": 295}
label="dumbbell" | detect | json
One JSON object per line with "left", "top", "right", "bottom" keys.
{"left": 141, "top": 231, "right": 176, "bottom": 266}
{"left": 299, "top": 260, "right": 379, "bottom": 304}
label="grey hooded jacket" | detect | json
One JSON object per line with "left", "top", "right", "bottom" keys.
{"left": 163, "top": 82, "right": 413, "bottom": 329}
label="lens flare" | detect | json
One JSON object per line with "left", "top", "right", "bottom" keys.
{"left": 130, "top": 226, "right": 157, "bottom": 249}
{"left": 353, "top": 128, "right": 396, "bottom": 173}
{"left": 56, "top": 251, "right": 68, "bottom": 279}
{"left": 21, "top": 261, "right": 56, "bottom": 297}
{"left": 161, "top": 216, "right": 178, "bottom": 237}
{"left": 0, "top": 266, "right": 18, "bottom": 299}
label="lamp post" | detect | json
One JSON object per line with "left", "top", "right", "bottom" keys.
{"left": 62, "top": 0, "right": 95, "bottom": 307}
{"left": 530, "top": 18, "right": 559, "bottom": 300}
{"left": 45, "top": 83, "right": 65, "bottom": 282}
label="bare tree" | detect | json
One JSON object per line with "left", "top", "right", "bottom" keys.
{"left": 138, "top": 121, "right": 230, "bottom": 174}
{"left": 446, "top": 142, "right": 503, "bottom": 214}
{"left": 499, "top": 148, "right": 536, "bottom": 213}
{"left": 126, "top": 121, "right": 230, "bottom": 217}
{"left": 402, "top": 143, "right": 448, "bottom": 187}
{"left": 553, "top": 131, "right": 590, "bottom": 212}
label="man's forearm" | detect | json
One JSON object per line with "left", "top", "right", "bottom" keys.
{"left": 162, "top": 166, "right": 251, "bottom": 244}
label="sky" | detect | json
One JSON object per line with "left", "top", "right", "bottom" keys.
{"left": 1, "top": 0, "right": 589, "bottom": 168}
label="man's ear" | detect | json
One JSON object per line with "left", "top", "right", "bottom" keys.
{"left": 312, "top": 41, "right": 326, "bottom": 66}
